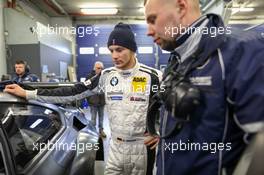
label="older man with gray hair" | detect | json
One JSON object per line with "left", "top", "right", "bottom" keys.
{"left": 86, "top": 61, "right": 106, "bottom": 138}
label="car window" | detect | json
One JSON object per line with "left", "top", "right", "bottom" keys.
{"left": 0, "top": 103, "right": 62, "bottom": 172}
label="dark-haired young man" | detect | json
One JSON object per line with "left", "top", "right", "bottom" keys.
{"left": 13, "top": 60, "right": 39, "bottom": 83}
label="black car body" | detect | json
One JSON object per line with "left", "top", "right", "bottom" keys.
{"left": 0, "top": 91, "right": 99, "bottom": 175}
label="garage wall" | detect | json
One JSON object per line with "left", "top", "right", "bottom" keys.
{"left": 0, "top": 0, "right": 6, "bottom": 76}
{"left": 4, "top": 8, "right": 38, "bottom": 45}
{"left": 40, "top": 43, "right": 72, "bottom": 76}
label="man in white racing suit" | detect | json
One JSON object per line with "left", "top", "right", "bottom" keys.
{"left": 5, "top": 23, "right": 161, "bottom": 175}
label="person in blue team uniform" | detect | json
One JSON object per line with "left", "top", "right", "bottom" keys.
{"left": 12, "top": 60, "right": 39, "bottom": 83}
{"left": 143, "top": 0, "right": 264, "bottom": 175}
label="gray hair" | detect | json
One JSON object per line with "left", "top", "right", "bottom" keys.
{"left": 93, "top": 61, "right": 104, "bottom": 70}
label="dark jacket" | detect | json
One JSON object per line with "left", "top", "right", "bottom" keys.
{"left": 85, "top": 71, "right": 105, "bottom": 106}
{"left": 12, "top": 73, "right": 39, "bottom": 83}
{"left": 157, "top": 14, "right": 264, "bottom": 175}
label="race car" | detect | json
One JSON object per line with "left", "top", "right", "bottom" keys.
{"left": 0, "top": 91, "right": 99, "bottom": 175}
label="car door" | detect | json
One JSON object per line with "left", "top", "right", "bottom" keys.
{"left": 0, "top": 127, "right": 16, "bottom": 175}
{"left": 0, "top": 102, "right": 63, "bottom": 175}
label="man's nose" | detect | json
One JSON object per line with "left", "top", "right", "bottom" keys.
{"left": 112, "top": 51, "right": 119, "bottom": 59}
{"left": 147, "top": 24, "right": 155, "bottom": 36}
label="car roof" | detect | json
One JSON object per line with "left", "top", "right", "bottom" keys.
{"left": 0, "top": 92, "right": 26, "bottom": 103}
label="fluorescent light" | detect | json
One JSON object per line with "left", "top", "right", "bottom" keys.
{"left": 81, "top": 8, "right": 118, "bottom": 15}
{"left": 231, "top": 7, "right": 254, "bottom": 14}
{"left": 237, "top": 7, "right": 254, "bottom": 12}
{"left": 99, "top": 47, "right": 111, "bottom": 55}
{"left": 79, "top": 47, "right": 95, "bottom": 54}
{"left": 139, "top": 7, "right": 145, "bottom": 13}
{"left": 138, "top": 46, "right": 153, "bottom": 54}
{"left": 80, "top": 3, "right": 117, "bottom": 8}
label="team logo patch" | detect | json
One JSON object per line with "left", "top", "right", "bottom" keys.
{"left": 132, "top": 76, "right": 147, "bottom": 92}
{"left": 190, "top": 76, "right": 212, "bottom": 86}
{"left": 130, "top": 96, "right": 146, "bottom": 102}
{"left": 109, "top": 96, "right": 123, "bottom": 101}
{"left": 110, "top": 77, "right": 119, "bottom": 86}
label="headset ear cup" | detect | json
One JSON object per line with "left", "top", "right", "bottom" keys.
{"left": 25, "top": 64, "right": 30, "bottom": 73}
{"left": 23, "top": 61, "right": 30, "bottom": 73}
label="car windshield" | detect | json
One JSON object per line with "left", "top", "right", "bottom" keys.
{"left": 0, "top": 103, "right": 61, "bottom": 171}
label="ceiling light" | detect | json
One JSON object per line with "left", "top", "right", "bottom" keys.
{"left": 231, "top": 7, "right": 254, "bottom": 14}
{"left": 80, "top": 3, "right": 117, "bottom": 8}
{"left": 237, "top": 7, "right": 254, "bottom": 12}
{"left": 139, "top": 7, "right": 145, "bottom": 13}
{"left": 81, "top": 8, "right": 118, "bottom": 15}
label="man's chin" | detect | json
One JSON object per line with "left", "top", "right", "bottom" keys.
{"left": 160, "top": 45, "right": 175, "bottom": 52}
{"left": 115, "top": 64, "right": 123, "bottom": 69}
{"left": 160, "top": 41, "right": 177, "bottom": 51}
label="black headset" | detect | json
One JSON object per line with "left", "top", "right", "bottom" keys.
{"left": 160, "top": 54, "right": 201, "bottom": 118}
{"left": 14, "top": 60, "right": 30, "bottom": 73}
{"left": 147, "top": 50, "right": 208, "bottom": 139}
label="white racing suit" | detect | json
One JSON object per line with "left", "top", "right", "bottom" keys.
{"left": 25, "top": 60, "right": 161, "bottom": 175}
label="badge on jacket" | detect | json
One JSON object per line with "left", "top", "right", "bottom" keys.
{"left": 110, "top": 77, "right": 119, "bottom": 86}
{"left": 132, "top": 76, "right": 147, "bottom": 92}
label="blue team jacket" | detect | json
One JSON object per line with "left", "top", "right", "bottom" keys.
{"left": 157, "top": 14, "right": 264, "bottom": 175}
{"left": 12, "top": 73, "right": 40, "bottom": 83}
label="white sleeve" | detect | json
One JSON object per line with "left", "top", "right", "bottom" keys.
{"left": 25, "top": 90, "right": 38, "bottom": 100}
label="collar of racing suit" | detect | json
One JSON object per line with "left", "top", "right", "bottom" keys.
{"left": 114, "top": 57, "right": 140, "bottom": 77}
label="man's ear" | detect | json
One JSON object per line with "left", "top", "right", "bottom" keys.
{"left": 175, "top": 0, "right": 188, "bottom": 18}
